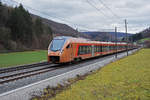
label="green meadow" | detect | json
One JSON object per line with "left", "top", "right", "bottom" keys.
{"left": 34, "top": 49, "right": 150, "bottom": 100}
{"left": 139, "top": 38, "right": 150, "bottom": 43}
{"left": 0, "top": 50, "right": 47, "bottom": 68}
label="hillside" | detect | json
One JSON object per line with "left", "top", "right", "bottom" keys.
{"left": 0, "top": 2, "right": 88, "bottom": 52}
{"left": 31, "top": 14, "right": 89, "bottom": 38}
{"left": 0, "top": 3, "right": 52, "bottom": 52}
{"left": 131, "top": 27, "right": 150, "bottom": 42}
{"left": 130, "top": 27, "right": 150, "bottom": 47}
{"left": 140, "top": 27, "right": 150, "bottom": 38}
{"left": 82, "top": 32, "right": 114, "bottom": 41}
{"left": 82, "top": 31, "right": 133, "bottom": 42}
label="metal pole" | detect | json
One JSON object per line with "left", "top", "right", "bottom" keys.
{"left": 115, "top": 27, "right": 117, "bottom": 58}
{"left": 131, "top": 35, "right": 133, "bottom": 49}
{"left": 125, "top": 19, "right": 128, "bottom": 56}
{"left": 110, "top": 33, "right": 112, "bottom": 42}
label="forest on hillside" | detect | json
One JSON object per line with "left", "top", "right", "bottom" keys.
{"left": 1, "top": 1, "right": 150, "bottom": 52}
{"left": 131, "top": 27, "right": 150, "bottom": 41}
{"left": 131, "top": 27, "right": 150, "bottom": 47}
{"left": 0, "top": 2, "right": 53, "bottom": 52}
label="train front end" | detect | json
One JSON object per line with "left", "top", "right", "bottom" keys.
{"left": 48, "top": 36, "right": 70, "bottom": 63}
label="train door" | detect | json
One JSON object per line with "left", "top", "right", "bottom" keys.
{"left": 65, "top": 43, "right": 73, "bottom": 62}
{"left": 100, "top": 45, "right": 102, "bottom": 54}
{"left": 70, "top": 44, "right": 73, "bottom": 61}
{"left": 92, "top": 45, "right": 94, "bottom": 57}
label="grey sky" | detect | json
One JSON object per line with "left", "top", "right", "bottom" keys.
{"left": 2, "top": 0, "right": 150, "bottom": 33}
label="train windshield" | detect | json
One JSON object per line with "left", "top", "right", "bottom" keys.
{"left": 50, "top": 39, "right": 65, "bottom": 51}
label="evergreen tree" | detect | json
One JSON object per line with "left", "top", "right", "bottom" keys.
{"left": 34, "top": 18, "right": 43, "bottom": 36}
{"left": 0, "top": 3, "right": 53, "bottom": 50}
{"left": 0, "top": 1, "right": 2, "bottom": 6}
{"left": 8, "top": 4, "right": 33, "bottom": 44}
{"left": 0, "top": 1, "right": 3, "bottom": 25}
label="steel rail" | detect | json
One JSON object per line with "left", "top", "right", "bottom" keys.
{"left": 0, "top": 66, "right": 61, "bottom": 84}
{"left": 0, "top": 65, "right": 57, "bottom": 79}
{"left": 0, "top": 62, "right": 50, "bottom": 74}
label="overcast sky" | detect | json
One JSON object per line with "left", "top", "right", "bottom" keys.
{"left": 2, "top": 0, "right": 150, "bottom": 33}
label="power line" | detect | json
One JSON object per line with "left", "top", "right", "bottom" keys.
{"left": 98, "top": 0, "right": 121, "bottom": 19}
{"left": 8, "top": 0, "right": 94, "bottom": 31}
{"left": 4, "top": 0, "right": 123, "bottom": 32}
{"left": 79, "top": 28, "right": 115, "bottom": 32}
{"left": 125, "top": 19, "right": 128, "bottom": 56}
{"left": 86, "top": 0, "right": 110, "bottom": 19}
{"left": 10, "top": 0, "right": 73, "bottom": 24}
{"left": 85, "top": 0, "right": 123, "bottom": 25}
{"left": 13, "top": 0, "right": 123, "bottom": 30}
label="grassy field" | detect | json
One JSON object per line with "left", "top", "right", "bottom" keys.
{"left": 34, "top": 49, "right": 150, "bottom": 100}
{"left": 0, "top": 50, "right": 47, "bottom": 68}
{"left": 138, "top": 38, "right": 150, "bottom": 43}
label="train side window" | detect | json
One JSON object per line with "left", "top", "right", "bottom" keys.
{"left": 98, "top": 46, "right": 100, "bottom": 52}
{"left": 89, "top": 46, "right": 91, "bottom": 53}
{"left": 78, "top": 46, "right": 81, "bottom": 55}
{"left": 86, "top": 46, "right": 88, "bottom": 54}
{"left": 102, "top": 46, "right": 105, "bottom": 52}
{"left": 80, "top": 46, "right": 82, "bottom": 54}
{"left": 109, "top": 46, "right": 111, "bottom": 50}
{"left": 96, "top": 46, "right": 98, "bottom": 52}
{"left": 88, "top": 46, "right": 91, "bottom": 53}
{"left": 99, "top": 46, "right": 101, "bottom": 52}
{"left": 85, "top": 46, "right": 87, "bottom": 54}
{"left": 84, "top": 46, "right": 86, "bottom": 54}
{"left": 81, "top": 46, "right": 84, "bottom": 55}
{"left": 78, "top": 46, "right": 80, "bottom": 55}
{"left": 94, "top": 46, "right": 96, "bottom": 52}
{"left": 83, "top": 46, "right": 85, "bottom": 54}
{"left": 87, "top": 46, "right": 89, "bottom": 54}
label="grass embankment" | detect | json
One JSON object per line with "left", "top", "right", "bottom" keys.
{"left": 34, "top": 49, "right": 150, "bottom": 100}
{"left": 138, "top": 38, "right": 150, "bottom": 43}
{"left": 0, "top": 50, "right": 47, "bottom": 68}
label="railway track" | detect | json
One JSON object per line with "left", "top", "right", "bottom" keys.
{"left": 0, "top": 49, "right": 137, "bottom": 85}
{"left": 0, "top": 64, "right": 63, "bottom": 85}
{"left": 0, "top": 62, "right": 50, "bottom": 74}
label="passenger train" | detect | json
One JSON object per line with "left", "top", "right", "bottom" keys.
{"left": 48, "top": 36, "right": 137, "bottom": 63}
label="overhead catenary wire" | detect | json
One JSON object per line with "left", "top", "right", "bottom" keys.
{"left": 3, "top": 0, "right": 137, "bottom": 33}
{"left": 85, "top": 0, "right": 124, "bottom": 27}
{"left": 86, "top": 0, "right": 110, "bottom": 19}
{"left": 10, "top": 0, "right": 75, "bottom": 26}
{"left": 98, "top": 0, "right": 121, "bottom": 19}
{"left": 79, "top": 28, "right": 115, "bottom": 32}
{"left": 7, "top": 0, "right": 94, "bottom": 31}
{"left": 4, "top": 0, "right": 120, "bottom": 31}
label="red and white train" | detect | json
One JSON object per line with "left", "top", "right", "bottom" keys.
{"left": 48, "top": 36, "right": 137, "bottom": 63}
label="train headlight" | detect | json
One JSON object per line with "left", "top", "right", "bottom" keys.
{"left": 59, "top": 49, "right": 64, "bottom": 55}
{"left": 59, "top": 51, "right": 62, "bottom": 55}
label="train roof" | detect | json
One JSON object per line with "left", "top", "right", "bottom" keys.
{"left": 53, "top": 36, "right": 127, "bottom": 45}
